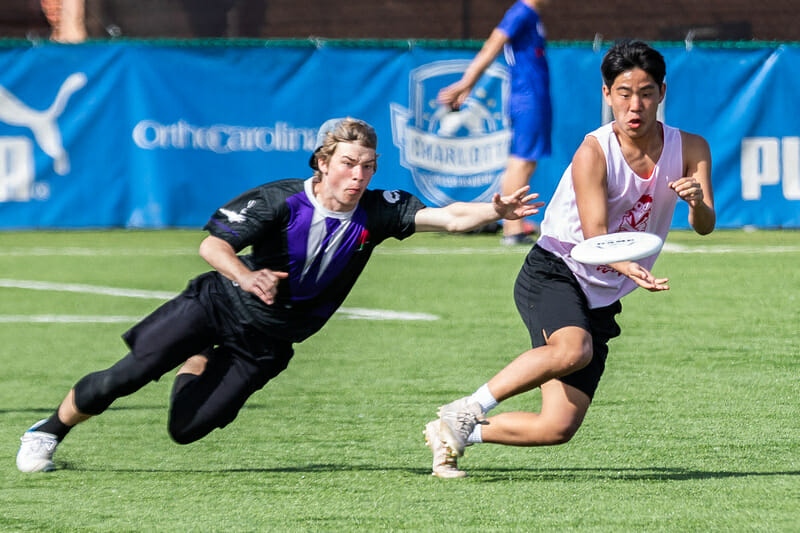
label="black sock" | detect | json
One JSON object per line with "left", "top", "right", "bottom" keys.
{"left": 36, "top": 411, "right": 73, "bottom": 441}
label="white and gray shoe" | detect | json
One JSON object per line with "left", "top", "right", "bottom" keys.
{"left": 17, "top": 419, "right": 59, "bottom": 473}
{"left": 437, "top": 397, "right": 487, "bottom": 457}
{"left": 424, "top": 420, "right": 466, "bottom": 479}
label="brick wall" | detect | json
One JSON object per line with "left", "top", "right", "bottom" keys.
{"left": 0, "top": 0, "right": 49, "bottom": 38}
{"left": 542, "top": 0, "right": 799, "bottom": 42}
{"left": 2, "top": 0, "right": 799, "bottom": 42}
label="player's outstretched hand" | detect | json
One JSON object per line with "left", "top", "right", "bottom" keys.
{"left": 239, "top": 269, "right": 289, "bottom": 305}
{"left": 613, "top": 261, "right": 669, "bottom": 292}
{"left": 492, "top": 186, "right": 545, "bottom": 220}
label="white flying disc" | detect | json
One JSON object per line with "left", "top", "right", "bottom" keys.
{"left": 570, "top": 232, "right": 663, "bottom": 265}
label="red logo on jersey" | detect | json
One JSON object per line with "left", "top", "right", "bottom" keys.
{"left": 358, "top": 229, "right": 369, "bottom": 250}
{"left": 618, "top": 194, "right": 653, "bottom": 233}
{"left": 594, "top": 194, "right": 654, "bottom": 275}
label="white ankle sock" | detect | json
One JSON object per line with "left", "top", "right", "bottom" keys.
{"left": 469, "top": 383, "right": 498, "bottom": 414}
{"left": 467, "top": 424, "right": 483, "bottom": 444}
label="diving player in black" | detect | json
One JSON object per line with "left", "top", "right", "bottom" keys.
{"left": 17, "top": 117, "right": 543, "bottom": 472}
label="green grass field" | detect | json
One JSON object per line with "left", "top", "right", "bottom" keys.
{"left": 1, "top": 229, "right": 798, "bottom": 532}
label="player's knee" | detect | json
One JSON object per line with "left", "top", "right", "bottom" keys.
{"left": 167, "top": 393, "right": 202, "bottom": 445}
{"left": 73, "top": 370, "right": 110, "bottom": 415}
{"left": 167, "top": 419, "right": 199, "bottom": 445}
{"left": 552, "top": 342, "right": 593, "bottom": 375}
{"left": 544, "top": 417, "right": 583, "bottom": 445}
{"left": 167, "top": 393, "right": 225, "bottom": 445}
{"left": 73, "top": 354, "right": 150, "bottom": 415}
{"left": 167, "top": 413, "right": 221, "bottom": 445}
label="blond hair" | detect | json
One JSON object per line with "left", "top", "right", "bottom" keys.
{"left": 312, "top": 118, "right": 378, "bottom": 177}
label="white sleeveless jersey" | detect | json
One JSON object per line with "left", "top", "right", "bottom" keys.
{"left": 538, "top": 122, "right": 682, "bottom": 308}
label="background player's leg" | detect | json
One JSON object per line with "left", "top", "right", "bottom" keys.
{"left": 501, "top": 156, "right": 538, "bottom": 243}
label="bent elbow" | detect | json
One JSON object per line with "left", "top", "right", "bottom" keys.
{"left": 198, "top": 238, "right": 214, "bottom": 262}
{"left": 695, "top": 218, "right": 716, "bottom": 235}
{"left": 697, "top": 226, "right": 714, "bottom": 236}
{"left": 691, "top": 209, "right": 716, "bottom": 236}
{"left": 198, "top": 235, "right": 233, "bottom": 263}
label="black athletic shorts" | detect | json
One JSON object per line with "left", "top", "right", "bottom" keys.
{"left": 513, "top": 245, "right": 622, "bottom": 399}
{"left": 122, "top": 272, "right": 294, "bottom": 413}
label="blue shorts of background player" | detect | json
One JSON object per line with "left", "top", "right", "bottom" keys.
{"left": 510, "top": 94, "right": 552, "bottom": 162}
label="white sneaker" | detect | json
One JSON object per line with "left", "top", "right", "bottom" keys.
{"left": 424, "top": 420, "right": 466, "bottom": 479}
{"left": 500, "top": 234, "right": 535, "bottom": 246}
{"left": 437, "top": 397, "right": 487, "bottom": 457}
{"left": 17, "top": 420, "right": 59, "bottom": 473}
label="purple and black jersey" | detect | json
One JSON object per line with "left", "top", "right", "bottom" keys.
{"left": 204, "top": 178, "right": 425, "bottom": 342}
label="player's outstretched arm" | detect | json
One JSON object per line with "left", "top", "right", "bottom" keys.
{"left": 437, "top": 28, "right": 509, "bottom": 110}
{"left": 414, "top": 186, "right": 543, "bottom": 233}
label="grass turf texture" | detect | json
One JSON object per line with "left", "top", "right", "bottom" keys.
{"left": 0, "top": 229, "right": 798, "bottom": 531}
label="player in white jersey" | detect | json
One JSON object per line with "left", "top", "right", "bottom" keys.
{"left": 425, "top": 40, "right": 715, "bottom": 478}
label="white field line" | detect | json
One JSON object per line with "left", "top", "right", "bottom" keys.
{"left": 0, "top": 247, "right": 197, "bottom": 257}
{"left": 334, "top": 307, "right": 438, "bottom": 321}
{"left": 2, "top": 243, "right": 799, "bottom": 257}
{"left": 0, "top": 315, "right": 139, "bottom": 324}
{"left": 0, "top": 279, "right": 439, "bottom": 322}
{"left": 661, "top": 243, "right": 800, "bottom": 254}
{"left": 3, "top": 240, "right": 796, "bottom": 324}
{"left": 0, "top": 245, "right": 519, "bottom": 257}
{"left": 382, "top": 244, "right": 800, "bottom": 255}
{"left": 0, "top": 278, "right": 176, "bottom": 299}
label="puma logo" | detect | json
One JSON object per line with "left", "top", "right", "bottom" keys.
{"left": 0, "top": 72, "right": 87, "bottom": 175}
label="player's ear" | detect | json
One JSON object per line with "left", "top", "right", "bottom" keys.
{"left": 602, "top": 84, "right": 612, "bottom": 106}
{"left": 659, "top": 83, "right": 666, "bottom": 103}
{"left": 317, "top": 155, "right": 329, "bottom": 175}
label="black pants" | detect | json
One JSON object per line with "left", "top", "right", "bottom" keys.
{"left": 73, "top": 272, "right": 293, "bottom": 444}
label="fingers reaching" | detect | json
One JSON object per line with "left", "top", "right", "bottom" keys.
{"left": 628, "top": 263, "right": 669, "bottom": 291}
{"left": 669, "top": 178, "right": 704, "bottom": 206}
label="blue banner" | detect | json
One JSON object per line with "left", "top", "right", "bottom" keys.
{"left": 0, "top": 41, "right": 797, "bottom": 229}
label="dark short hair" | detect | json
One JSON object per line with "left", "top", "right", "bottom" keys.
{"left": 601, "top": 39, "right": 666, "bottom": 88}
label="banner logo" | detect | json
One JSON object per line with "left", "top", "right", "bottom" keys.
{"left": 390, "top": 60, "right": 511, "bottom": 206}
{"left": 741, "top": 137, "right": 800, "bottom": 200}
{"left": 0, "top": 73, "right": 86, "bottom": 202}
{"left": 133, "top": 120, "right": 317, "bottom": 154}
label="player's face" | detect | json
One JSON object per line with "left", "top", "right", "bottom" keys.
{"left": 603, "top": 67, "right": 665, "bottom": 139}
{"left": 316, "top": 142, "right": 377, "bottom": 211}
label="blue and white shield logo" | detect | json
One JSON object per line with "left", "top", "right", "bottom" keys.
{"left": 390, "top": 60, "right": 511, "bottom": 206}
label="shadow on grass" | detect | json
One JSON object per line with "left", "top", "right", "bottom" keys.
{"left": 56, "top": 463, "right": 800, "bottom": 482}
{"left": 0, "top": 408, "right": 57, "bottom": 416}
{"left": 0, "top": 405, "right": 164, "bottom": 416}
{"left": 472, "top": 467, "right": 800, "bottom": 482}
{"left": 12, "top": 406, "right": 799, "bottom": 483}
{"left": 62, "top": 462, "right": 432, "bottom": 477}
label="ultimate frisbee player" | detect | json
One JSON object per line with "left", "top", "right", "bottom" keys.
{"left": 425, "top": 40, "right": 716, "bottom": 478}
{"left": 16, "top": 118, "right": 543, "bottom": 473}
{"left": 438, "top": 0, "right": 552, "bottom": 246}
